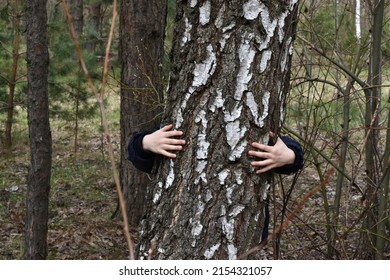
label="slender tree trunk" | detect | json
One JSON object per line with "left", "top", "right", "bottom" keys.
{"left": 361, "top": 0, "right": 384, "bottom": 259}
{"left": 86, "top": 2, "right": 101, "bottom": 52}
{"left": 375, "top": 89, "right": 390, "bottom": 259}
{"left": 68, "top": 0, "right": 83, "bottom": 153}
{"left": 25, "top": 0, "right": 52, "bottom": 260}
{"left": 368, "top": 0, "right": 386, "bottom": 260}
{"left": 74, "top": 88, "right": 79, "bottom": 153}
{"left": 355, "top": 0, "right": 361, "bottom": 44}
{"left": 139, "top": 0, "right": 299, "bottom": 260}
{"left": 329, "top": 81, "right": 353, "bottom": 259}
{"left": 68, "top": 0, "right": 83, "bottom": 35}
{"left": 119, "top": 0, "right": 167, "bottom": 227}
{"left": 4, "top": 0, "right": 22, "bottom": 149}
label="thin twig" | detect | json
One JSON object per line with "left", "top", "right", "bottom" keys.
{"left": 237, "top": 166, "right": 336, "bottom": 260}
{"left": 61, "top": 0, "right": 135, "bottom": 260}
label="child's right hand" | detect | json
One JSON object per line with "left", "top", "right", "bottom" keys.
{"left": 142, "top": 124, "right": 186, "bottom": 158}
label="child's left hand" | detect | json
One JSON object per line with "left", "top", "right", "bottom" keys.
{"left": 248, "top": 132, "right": 296, "bottom": 174}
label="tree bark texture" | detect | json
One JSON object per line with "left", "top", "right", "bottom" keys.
{"left": 119, "top": 0, "right": 167, "bottom": 227}
{"left": 25, "top": 0, "right": 52, "bottom": 259}
{"left": 86, "top": 2, "right": 101, "bottom": 52}
{"left": 139, "top": 0, "right": 299, "bottom": 260}
{"left": 361, "top": 0, "right": 384, "bottom": 259}
{"left": 68, "top": 0, "right": 84, "bottom": 35}
{"left": 5, "top": 0, "right": 22, "bottom": 149}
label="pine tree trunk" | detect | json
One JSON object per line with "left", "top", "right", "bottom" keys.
{"left": 119, "top": 0, "right": 167, "bottom": 226}
{"left": 68, "top": 0, "right": 83, "bottom": 153}
{"left": 4, "top": 0, "right": 22, "bottom": 149}
{"left": 139, "top": 0, "right": 299, "bottom": 260}
{"left": 68, "top": 0, "right": 83, "bottom": 35}
{"left": 25, "top": 0, "right": 52, "bottom": 260}
{"left": 86, "top": 2, "right": 101, "bottom": 52}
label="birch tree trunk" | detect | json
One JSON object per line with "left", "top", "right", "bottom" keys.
{"left": 139, "top": 0, "right": 299, "bottom": 260}
{"left": 355, "top": 0, "right": 361, "bottom": 44}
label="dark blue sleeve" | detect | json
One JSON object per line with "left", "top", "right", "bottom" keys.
{"left": 274, "top": 136, "right": 304, "bottom": 175}
{"left": 127, "top": 128, "right": 158, "bottom": 173}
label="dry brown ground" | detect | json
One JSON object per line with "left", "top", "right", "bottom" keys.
{"left": 1, "top": 123, "right": 128, "bottom": 260}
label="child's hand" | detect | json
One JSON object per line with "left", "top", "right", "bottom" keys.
{"left": 248, "top": 132, "right": 295, "bottom": 174}
{"left": 142, "top": 124, "right": 186, "bottom": 158}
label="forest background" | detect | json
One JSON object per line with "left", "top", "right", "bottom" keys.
{"left": 0, "top": 0, "right": 389, "bottom": 259}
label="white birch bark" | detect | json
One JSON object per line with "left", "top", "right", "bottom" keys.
{"left": 139, "top": 0, "right": 299, "bottom": 260}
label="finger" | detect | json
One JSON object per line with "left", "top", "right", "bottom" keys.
{"left": 269, "top": 131, "right": 277, "bottom": 139}
{"left": 248, "top": 150, "right": 271, "bottom": 159}
{"left": 251, "top": 142, "right": 271, "bottom": 151}
{"left": 159, "top": 146, "right": 176, "bottom": 158}
{"left": 161, "top": 124, "right": 173, "bottom": 131}
{"left": 163, "top": 144, "right": 184, "bottom": 151}
{"left": 160, "top": 150, "right": 177, "bottom": 158}
{"left": 253, "top": 162, "right": 278, "bottom": 173}
{"left": 165, "top": 139, "right": 186, "bottom": 145}
{"left": 256, "top": 165, "right": 275, "bottom": 174}
{"left": 251, "top": 159, "right": 274, "bottom": 167}
{"left": 165, "top": 130, "right": 184, "bottom": 138}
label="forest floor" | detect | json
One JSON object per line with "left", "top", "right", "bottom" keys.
{"left": 0, "top": 118, "right": 128, "bottom": 260}
{"left": 1, "top": 118, "right": 389, "bottom": 260}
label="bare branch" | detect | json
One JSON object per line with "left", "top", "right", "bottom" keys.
{"left": 61, "top": 0, "right": 135, "bottom": 260}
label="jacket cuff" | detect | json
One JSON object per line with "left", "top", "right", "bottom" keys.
{"left": 127, "top": 130, "right": 156, "bottom": 173}
{"left": 274, "top": 136, "right": 304, "bottom": 175}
